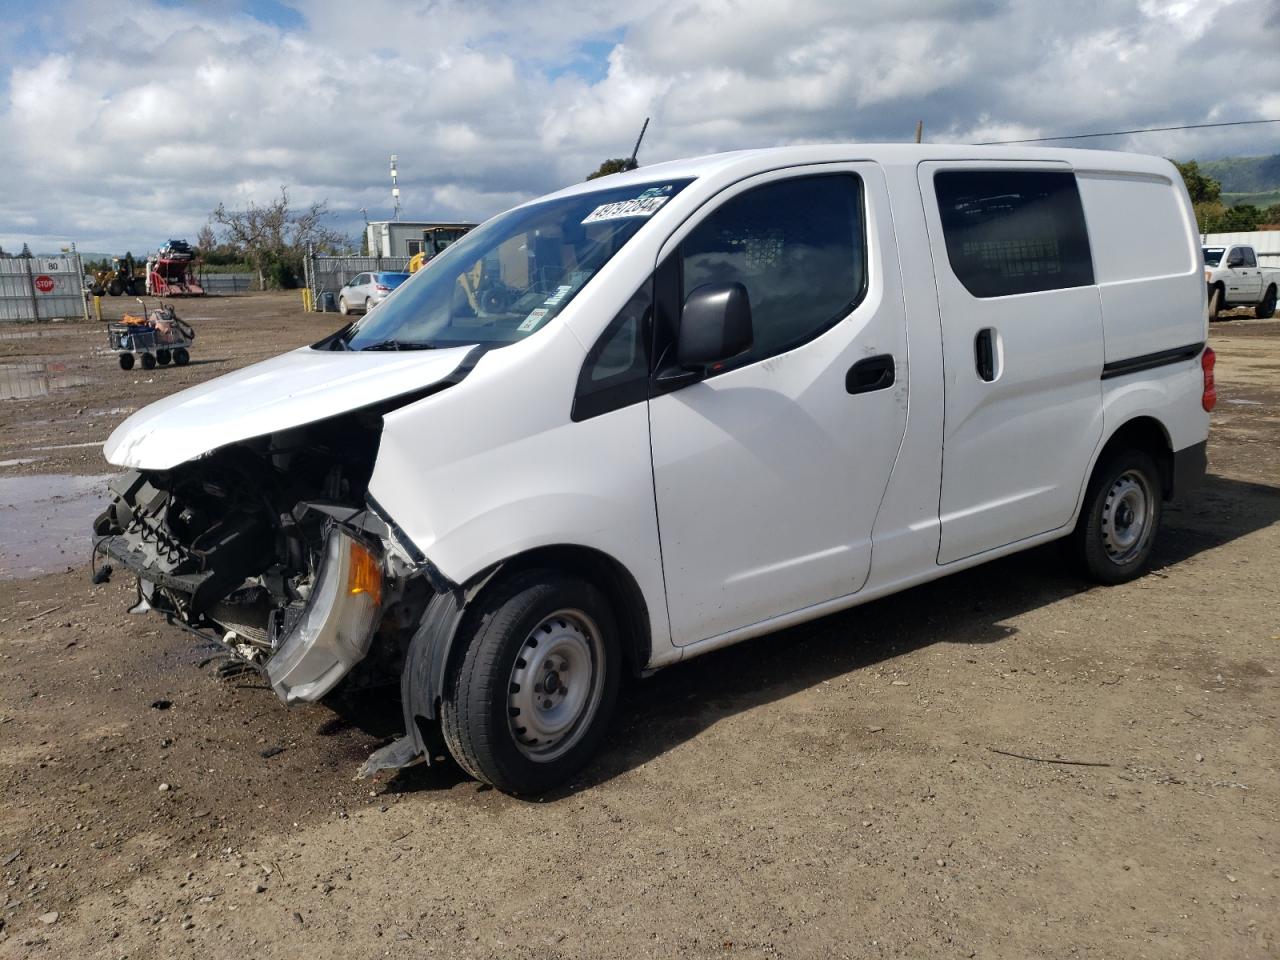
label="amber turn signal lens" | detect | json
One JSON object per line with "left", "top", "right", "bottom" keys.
{"left": 347, "top": 540, "right": 383, "bottom": 606}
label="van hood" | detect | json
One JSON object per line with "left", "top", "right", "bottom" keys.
{"left": 104, "top": 345, "right": 476, "bottom": 470}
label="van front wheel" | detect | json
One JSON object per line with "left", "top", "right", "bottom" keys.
{"left": 1072, "top": 450, "right": 1162, "bottom": 584}
{"left": 441, "top": 572, "right": 620, "bottom": 794}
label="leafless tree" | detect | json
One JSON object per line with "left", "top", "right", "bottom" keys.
{"left": 211, "top": 186, "right": 347, "bottom": 288}
{"left": 196, "top": 223, "right": 217, "bottom": 256}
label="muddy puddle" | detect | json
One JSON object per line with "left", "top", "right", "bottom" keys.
{"left": 0, "top": 473, "right": 116, "bottom": 579}
{"left": 0, "top": 360, "right": 94, "bottom": 400}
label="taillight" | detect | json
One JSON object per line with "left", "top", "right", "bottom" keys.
{"left": 1201, "top": 347, "right": 1216, "bottom": 412}
{"left": 375, "top": 284, "right": 390, "bottom": 292}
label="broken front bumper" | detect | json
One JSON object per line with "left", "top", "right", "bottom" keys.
{"left": 101, "top": 523, "right": 387, "bottom": 706}
{"left": 265, "top": 528, "right": 385, "bottom": 703}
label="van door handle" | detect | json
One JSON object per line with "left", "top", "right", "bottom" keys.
{"left": 846, "top": 354, "right": 895, "bottom": 394}
{"left": 975, "top": 328, "right": 996, "bottom": 382}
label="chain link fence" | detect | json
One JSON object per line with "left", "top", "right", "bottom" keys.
{"left": 197, "top": 272, "right": 256, "bottom": 295}
{"left": 303, "top": 250, "right": 410, "bottom": 312}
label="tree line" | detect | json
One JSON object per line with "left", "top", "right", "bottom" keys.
{"left": 202, "top": 186, "right": 350, "bottom": 289}
{"left": 1174, "top": 160, "right": 1280, "bottom": 234}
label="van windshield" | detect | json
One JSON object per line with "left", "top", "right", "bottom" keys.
{"left": 338, "top": 179, "right": 692, "bottom": 351}
{"left": 1202, "top": 247, "right": 1225, "bottom": 267}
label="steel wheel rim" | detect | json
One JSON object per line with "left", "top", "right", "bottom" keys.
{"left": 507, "top": 609, "right": 605, "bottom": 762}
{"left": 1101, "top": 469, "right": 1153, "bottom": 564}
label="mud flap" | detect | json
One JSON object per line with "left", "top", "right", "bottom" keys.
{"left": 358, "top": 734, "right": 424, "bottom": 779}
{"left": 355, "top": 587, "right": 469, "bottom": 778}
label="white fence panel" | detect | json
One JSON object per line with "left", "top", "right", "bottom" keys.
{"left": 0, "top": 255, "right": 87, "bottom": 322}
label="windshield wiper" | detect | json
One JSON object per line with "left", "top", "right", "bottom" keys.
{"left": 358, "top": 339, "right": 437, "bottom": 351}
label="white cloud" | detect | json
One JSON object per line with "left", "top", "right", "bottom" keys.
{"left": 1, "top": 0, "right": 1278, "bottom": 254}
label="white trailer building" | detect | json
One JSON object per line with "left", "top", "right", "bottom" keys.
{"left": 366, "top": 220, "right": 477, "bottom": 258}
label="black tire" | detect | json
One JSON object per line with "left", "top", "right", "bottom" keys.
{"left": 480, "top": 286, "right": 509, "bottom": 314}
{"left": 364, "top": 297, "right": 373, "bottom": 313}
{"left": 128, "top": 279, "right": 143, "bottom": 296}
{"left": 140, "top": 353, "right": 157, "bottom": 370}
{"left": 1071, "top": 449, "right": 1163, "bottom": 585}
{"left": 172, "top": 347, "right": 190, "bottom": 366}
{"left": 155, "top": 348, "right": 171, "bottom": 365}
{"left": 338, "top": 297, "right": 350, "bottom": 316}
{"left": 1256, "top": 284, "right": 1277, "bottom": 320}
{"left": 91, "top": 285, "right": 105, "bottom": 297}
{"left": 118, "top": 353, "right": 135, "bottom": 371}
{"left": 107, "top": 280, "right": 123, "bottom": 297}
{"left": 440, "top": 571, "right": 621, "bottom": 794}
{"left": 1207, "top": 284, "right": 1223, "bottom": 320}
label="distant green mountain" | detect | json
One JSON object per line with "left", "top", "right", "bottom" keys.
{"left": 1200, "top": 154, "right": 1280, "bottom": 207}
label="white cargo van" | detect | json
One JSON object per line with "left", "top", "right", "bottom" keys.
{"left": 96, "top": 145, "right": 1214, "bottom": 794}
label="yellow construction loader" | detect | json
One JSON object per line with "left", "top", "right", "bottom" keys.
{"left": 407, "top": 225, "right": 472, "bottom": 273}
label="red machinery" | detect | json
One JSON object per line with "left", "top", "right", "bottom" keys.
{"left": 146, "top": 240, "right": 205, "bottom": 296}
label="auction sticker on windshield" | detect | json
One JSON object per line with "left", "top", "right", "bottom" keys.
{"left": 518, "top": 308, "right": 549, "bottom": 333}
{"left": 543, "top": 284, "right": 573, "bottom": 307}
{"left": 582, "top": 187, "right": 675, "bottom": 224}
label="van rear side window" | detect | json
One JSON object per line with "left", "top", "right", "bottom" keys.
{"left": 934, "top": 170, "right": 1094, "bottom": 298}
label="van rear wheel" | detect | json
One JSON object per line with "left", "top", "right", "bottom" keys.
{"left": 1071, "top": 449, "right": 1162, "bottom": 584}
{"left": 440, "top": 571, "right": 620, "bottom": 795}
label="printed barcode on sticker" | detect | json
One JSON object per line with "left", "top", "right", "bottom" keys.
{"left": 582, "top": 195, "right": 670, "bottom": 225}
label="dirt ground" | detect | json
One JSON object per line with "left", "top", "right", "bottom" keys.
{"left": 0, "top": 292, "right": 1276, "bottom": 959}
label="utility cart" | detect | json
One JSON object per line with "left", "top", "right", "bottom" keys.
{"left": 107, "top": 301, "right": 195, "bottom": 370}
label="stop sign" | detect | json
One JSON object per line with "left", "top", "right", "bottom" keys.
{"left": 34, "top": 275, "right": 55, "bottom": 293}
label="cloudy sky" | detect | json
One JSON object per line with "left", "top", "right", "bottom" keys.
{"left": 3, "top": 0, "right": 1278, "bottom": 254}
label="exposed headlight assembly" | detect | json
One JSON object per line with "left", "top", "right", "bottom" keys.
{"left": 266, "top": 528, "right": 384, "bottom": 703}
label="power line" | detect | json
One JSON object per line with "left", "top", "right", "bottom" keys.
{"left": 976, "top": 117, "right": 1280, "bottom": 146}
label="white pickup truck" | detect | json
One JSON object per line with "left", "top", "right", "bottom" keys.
{"left": 1204, "top": 243, "right": 1278, "bottom": 319}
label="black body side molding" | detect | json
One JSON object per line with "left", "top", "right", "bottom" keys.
{"left": 1101, "top": 342, "right": 1205, "bottom": 381}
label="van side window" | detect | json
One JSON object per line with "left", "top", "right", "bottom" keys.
{"left": 571, "top": 280, "right": 652, "bottom": 422}
{"left": 934, "top": 170, "right": 1094, "bottom": 298}
{"left": 680, "top": 174, "right": 866, "bottom": 371}
{"left": 1241, "top": 247, "right": 1257, "bottom": 268}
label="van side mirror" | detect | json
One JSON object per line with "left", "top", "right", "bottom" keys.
{"left": 676, "top": 282, "right": 754, "bottom": 368}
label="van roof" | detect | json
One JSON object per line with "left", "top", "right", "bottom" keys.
{"left": 536, "top": 143, "right": 1179, "bottom": 206}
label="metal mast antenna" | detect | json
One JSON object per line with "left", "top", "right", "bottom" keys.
{"left": 390, "top": 154, "right": 401, "bottom": 221}
{"left": 629, "top": 117, "right": 650, "bottom": 166}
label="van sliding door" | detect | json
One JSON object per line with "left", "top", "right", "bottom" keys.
{"left": 918, "top": 163, "right": 1104, "bottom": 565}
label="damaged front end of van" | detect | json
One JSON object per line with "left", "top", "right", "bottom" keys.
{"left": 94, "top": 417, "right": 410, "bottom": 703}
{"left": 91, "top": 343, "right": 482, "bottom": 772}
